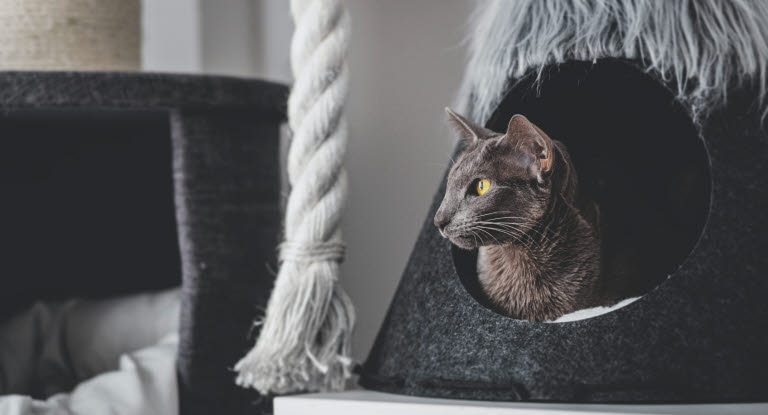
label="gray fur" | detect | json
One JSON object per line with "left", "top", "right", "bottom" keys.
{"left": 458, "top": 0, "right": 768, "bottom": 122}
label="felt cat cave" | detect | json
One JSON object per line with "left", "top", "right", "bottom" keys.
{"left": 361, "top": 0, "right": 768, "bottom": 402}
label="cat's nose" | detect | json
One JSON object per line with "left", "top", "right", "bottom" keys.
{"left": 434, "top": 213, "right": 450, "bottom": 235}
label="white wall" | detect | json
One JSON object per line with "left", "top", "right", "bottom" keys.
{"left": 142, "top": 0, "right": 202, "bottom": 72}
{"left": 142, "top": 0, "right": 293, "bottom": 79}
{"left": 341, "top": 0, "right": 471, "bottom": 360}
{"left": 143, "top": 0, "right": 473, "bottom": 362}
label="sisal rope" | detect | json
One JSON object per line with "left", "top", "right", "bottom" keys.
{"left": 234, "top": 0, "right": 355, "bottom": 395}
{"left": 0, "top": 0, "right": 140, "bottom": 71}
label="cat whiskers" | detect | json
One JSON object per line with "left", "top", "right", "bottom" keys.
{"left": 451, "top": 219, "right": 532, "bottom": 240}
{"left": 458, "top": 215, "right": 547, "bottom": 246}
{"left": 473, "top": 226, "right": 503, "bottom": 246}
{"left": 474, "top": 223, "right": 538, "bottom": 248}
{"left": 452, "top": 221, "right": 491, "bottom": 244}
{"left": 449, "top": 216, "right": 551, "bottom": 252}
{"left": 447, "top": 221, "right": 483, "bottom": 245}
{"left": 475, "top": 219, "right": 555, "bottom": 248}
{"left": 451, "top": 217, "right": 532, "bottom": 245}
{"left": 448, "top": 219, "right": 541, "bottom": 259}
{"left": 448, "top": 221, "right": 504, "bottom": 248}
{"left": 473, "top": 222, "right": 544, "bottom": 249}
{"left": 472, "top": 211, "right": 556, "bottom": 247}
{"left": 471, "top": 224, "right": 538, "bottom": 258}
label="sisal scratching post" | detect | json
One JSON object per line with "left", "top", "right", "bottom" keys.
{"left": 235, "top": 0, "right": 355, "bottom": 395}
{"left": 0, "top": 0, "right": 140, "bottom": 71}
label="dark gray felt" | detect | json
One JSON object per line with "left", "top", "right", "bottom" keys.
{"left": 360, "top": 59, "right": 768, "bottom": 403}
{"left": 171, "top": 109, "right": 281, "bottom": 415}
{"left": 0, "top": 71, "right": 288, "bottom": 113}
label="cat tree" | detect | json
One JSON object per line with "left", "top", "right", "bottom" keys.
{"left": 360, "top": 0, "right": 768, "bottom": 403}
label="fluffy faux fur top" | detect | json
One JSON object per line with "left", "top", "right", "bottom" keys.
{"left": 458, "top": 0, "right": 768, "bottom": 123}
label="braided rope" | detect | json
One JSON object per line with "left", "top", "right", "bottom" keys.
{"left": 234, "top": 0, "right": 355, "bottom": 395}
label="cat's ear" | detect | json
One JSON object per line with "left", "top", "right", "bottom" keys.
{"left": 445, "top": 107, "right": 492, "bottom": 143}
{"left": 505, "top": 114, "right": 554, "bottom": 174}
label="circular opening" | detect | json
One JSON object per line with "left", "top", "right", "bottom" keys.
{"left": 453, "top": 59, "right": 711, "bottom": 322}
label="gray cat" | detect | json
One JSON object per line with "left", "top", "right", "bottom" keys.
{"left": 434, "top": 108, "right": 615, "bottom": 321}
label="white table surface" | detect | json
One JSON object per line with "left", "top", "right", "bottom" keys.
{"left": 275, "top": 390, "right": 768, "bottom": 415}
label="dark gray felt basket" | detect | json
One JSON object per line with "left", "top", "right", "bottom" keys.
{"left": 0, "top": 72, "right": 288, "bottom": 415}
{"left": 360, "top": 59, "right": 768, "bottom": 403}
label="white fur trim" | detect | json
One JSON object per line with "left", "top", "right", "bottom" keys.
{"left": 550, "top": 296, "right": 640, "bottom": 323}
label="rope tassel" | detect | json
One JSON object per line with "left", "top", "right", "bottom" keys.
{"left": 234, "top": 0, "right": 355, "bottom": 395}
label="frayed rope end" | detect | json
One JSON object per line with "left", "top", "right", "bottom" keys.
{"left": 234, "top": 349, "right": 354, "bottom": 395}
{"left": 234, "top": 255, "right": 356, "bottom": 395}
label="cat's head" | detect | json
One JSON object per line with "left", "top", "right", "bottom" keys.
{"left": 434, "top": 108, "right": 557, "bottom": 250}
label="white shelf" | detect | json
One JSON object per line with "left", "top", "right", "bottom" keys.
{"left": 275, "top": 390, "right": 768, "bottom": 415}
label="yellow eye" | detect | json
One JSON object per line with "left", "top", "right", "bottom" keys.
{"left": 475, "top": 179, "right": 491, "bottom": 195}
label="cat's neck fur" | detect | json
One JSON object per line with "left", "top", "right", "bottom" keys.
{"left": 478, "top": 142, "right": 603, "bottom": 321}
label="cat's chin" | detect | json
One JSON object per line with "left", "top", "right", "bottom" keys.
{"left": 447, "top": 236, "right": 479, "bottom": 251}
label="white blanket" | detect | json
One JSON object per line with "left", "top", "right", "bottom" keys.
{"left": 0, "top": 289, "right": 180, "bottom": 415}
